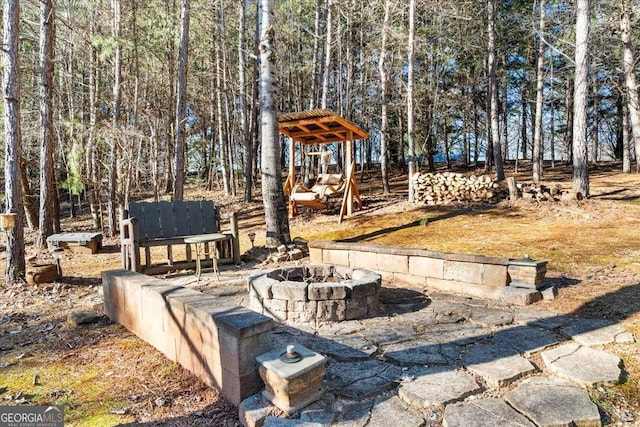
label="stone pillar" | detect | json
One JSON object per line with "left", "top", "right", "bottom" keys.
{"left": 508, "top": 256, "right": 548, "bottom": 289}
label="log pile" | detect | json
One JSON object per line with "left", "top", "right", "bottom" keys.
{"left": 517, "top": 182, "right": 567, "bottom": 202}
{"left": 412, "top": 172, "right": 507, "bottom": 205}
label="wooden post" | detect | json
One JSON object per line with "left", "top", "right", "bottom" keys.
{"left": 346, "top": 132, "right": 354, "bottom": 216}
{"left": 230, "top": 211, "right": 241, "bottom": 265}
{"left": 284, "top": 137, "right": 296, "bottom": 195}
{"left": 507, "top": 177, "right": 519, "bottom": 201}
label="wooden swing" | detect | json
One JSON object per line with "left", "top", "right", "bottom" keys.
{"left": 279, "top": 109, "right": 369, "bottom": 223}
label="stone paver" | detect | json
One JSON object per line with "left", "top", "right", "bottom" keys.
{"left": 462, "top": 344, "right": 536, "bottom": 387}
{"left": 424, "top": 322, "right": 491, "bottom": 345}
{"left": 331, "top": 398, "right": 374, "bottom": 427}
{"left": 513, "top": 308, "right": 573, "bottom": 330}
{"left": 239, "top": 393, "right": 272, "bottom": 427}
{"left": 299, "top": 393, "right": 337, "bottom": 425}
{"left": 311, "top": 335, "right": 376, "bottom": 361}
{"left": 383, "top": 339, "right": 457, "bottom": 366}
{"left": 263, "top": 417, "right": 324, "bottom": 427}
{"left": 504, "top": 376, "right": 602, "bottom": 427}
{"left": 492, "top": 325, "right": 560, "bottom": 356}
{"left": 366, "top": 395, "right": 424, "bottom": 427}
{"left": 324, "top": 360, "right": 403, "bottom": 399}
{"left": 559, "top": 318, "right": 633, "bottom": 346}
{"left": 541, "top": 342, "right": 622, "bottom": 385}
{"left": 398, "top": 367, "right": 481, "bottom": 407}
{"left": 443, "top": 398, "right": 536, "bottom": 427}
{"left": 468, "top": 306, "right": 515, "bottom": 328}
{"left": 316, "top": 320, "right": 365, "bottom": 336}
{"left": 360, "top": 320, "right": 415, "bottom": 345}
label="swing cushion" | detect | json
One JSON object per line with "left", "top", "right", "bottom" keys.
{"left": 316, "top": 173, "right": 343, "bottom": 186}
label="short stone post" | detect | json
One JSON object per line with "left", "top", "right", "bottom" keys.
{"left": 256, "top": 343, "right": 326, "bottom": 415}
{"left": 508, "top": 255, "right": 548, "bottom": 289}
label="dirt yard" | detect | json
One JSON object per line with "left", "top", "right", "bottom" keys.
{"left": 1, "top": 162, "right": 639, "bottom": 426}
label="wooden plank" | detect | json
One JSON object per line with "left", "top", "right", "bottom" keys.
{"left": 172, "top": 201, "right": 191, "bottom": 236}
{"left": 188, "top": 201, "right": 206, "bottom": 234}
{"left": 201, "top": 201, "right": 219, "bottom": 233}
{"left": 157, "top": 201, "right": 177, "bottom": 238}
{"left": 141, "top": 203, "right": 163, "bottom": 239}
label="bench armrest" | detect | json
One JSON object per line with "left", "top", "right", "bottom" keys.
{"left": 120, "top": 215, "right": 141, "bottom": 271}
{"left": 223, "top": 211, "right": 240, "bottom": 265}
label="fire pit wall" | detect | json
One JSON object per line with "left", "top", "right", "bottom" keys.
{"left": 248, "top": 265, "right": 381, "bottom": 324}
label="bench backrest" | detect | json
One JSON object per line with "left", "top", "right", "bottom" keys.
{"left": 127, "top": 200, "right": 220, "bottom": 240}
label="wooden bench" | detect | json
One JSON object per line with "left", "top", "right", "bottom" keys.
{"left": 120, "top": 200, "right": 240, "bottom": 274}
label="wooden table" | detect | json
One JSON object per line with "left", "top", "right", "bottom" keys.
{"left": 184, "top": 233, "right": 230, "bottom": 281}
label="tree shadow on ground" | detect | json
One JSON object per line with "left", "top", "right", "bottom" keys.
{"left": 340, "top": 208, "right": 475, "bottom": 243}
{"left": 571, "top": 282, "right": 640, "bottom": 321}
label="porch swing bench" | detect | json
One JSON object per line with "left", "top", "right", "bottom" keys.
{"left": 289, "top": 173, "right": 345, "bottom": 214}
{"left": 279, "top": 109, "right": 369, "bottom": 222}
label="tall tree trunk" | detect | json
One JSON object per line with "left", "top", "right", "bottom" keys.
{"left": 502, "top": 64, "right": 508, "bottom": 162}
{"left": 87, "top": 16, "right": 101, "bottom": 229}
{"left": 108, "top": 0, "right": 121, "bottom": 237}
{"left": 572, "top": 0, "right": 590, "bottom": 198}
{"left": 37, "top": 0, "right": 58, "bottom": 249}
{"left": 239, "top": 0, "right": 253, "bottom": 202}
{"left": 320, "top": 0, "right": 333, "bottom": 109}
{"left": 622, "top": 99, "right": 631, "bottom": 173}
{"left": 259, "top": 0, "right": 290, "bottom": 247}
{"left": 407, "top": 0, "right": 416, "bottom": 202}
{"left": 473, "top": 91, "right": 480, "bottom": 167}
{"left": 532, "top": 0, "right": 546, "bottom": 183}
{"left": 308, "top": 0, "right": 321, "bottom": 110}
{"left": 550, "top": 59, "right": 556, "bottom": 168}
{"left": 214, "top": 2, "right": 232, "bottom": 197}
{"left": 164, "top": 1, "right": 177, "bottom": 194}
{"left": 487, "top": 0, "right": 504, "bottom": 181}
{"left": 173, "top": 0, "right": 190, "bottom": 201}
{"left": 521, "top": 77, "right": 529, "bottom": 160}
{"left": 20, "top": 159, "right": 38, "bottom": 230}
{"left": 378, "top": 0, "right": 391, "bottom": 194}
{"left": 565, "top": 76, "right": 574, "bottom": 162}
{"left": 3, "top": 0, "right": 26, "bottom": 283}
{"left": 619, "top": 0, "right": 640, "bottom": 172}
{"left": 590, "top": 80, "right": 599, "bottom": 164}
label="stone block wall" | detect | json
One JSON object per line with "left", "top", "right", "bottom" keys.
{"left": 308, "top": 241, "right": 548, "bottom": 305}
{"left": 102, "top": 269, "right": 273, "bottom": 406}
{"left": 248, "top": 265, "right": 381, "bottom": 324}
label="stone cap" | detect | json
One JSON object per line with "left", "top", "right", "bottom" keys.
{"left": 257, "top": 343, "right": 326, "bottom": 381}
{"left": 508, "top": 256, "right": 549, "bottom": 267}
{"left": 215, "top": 307, "right": 274, "bottom": 339}
{"left": 308, "top": 241, "right": 510, "bottom": 265}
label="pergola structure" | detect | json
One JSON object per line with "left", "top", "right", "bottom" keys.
{"left": 279, "top": 109, "right": 369, "bottom": 223}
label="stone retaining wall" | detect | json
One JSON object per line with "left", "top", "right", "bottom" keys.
{"left": 308, "top": 241, "right": 548, "bottom": 305}
{"left": 102, "top": 269, "right": 273, "bottom": 406}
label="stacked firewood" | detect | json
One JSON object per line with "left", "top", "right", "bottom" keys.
{"left": 516, "top": 182, "right": 566, "bottom": 201}
{"left": 412, "top": 172, "right": 507, "bottom": 205}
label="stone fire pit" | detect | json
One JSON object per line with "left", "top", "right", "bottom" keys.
{"left": 248, "top": 264, "right": 381, "bottom": 324}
